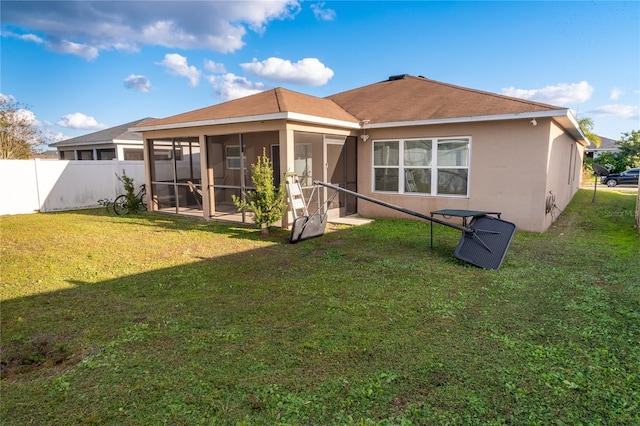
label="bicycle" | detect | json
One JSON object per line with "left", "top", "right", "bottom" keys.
{"left": 113, "top": 184, "right": 147, "bottom": 215}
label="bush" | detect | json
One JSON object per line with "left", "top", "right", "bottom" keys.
{"left": 232, "top": 148, "right": 287, "bottom": 234}
{"left": 117, "top": 171, "right": 143, "bottom": 214}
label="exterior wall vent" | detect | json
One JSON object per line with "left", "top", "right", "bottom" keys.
{"left": 388, "top": 74, "right": 408, "bottom": 81}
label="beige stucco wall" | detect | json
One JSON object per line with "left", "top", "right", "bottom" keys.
{"left": 543, "top": 121, "right": 584, "bottom": 229}
{"left": 141, "top": 117, "right": 583, "bottom": 233}
{"left": 355, "top": 118, "right": 583, "bottom": 232}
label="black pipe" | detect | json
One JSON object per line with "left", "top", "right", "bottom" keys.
{"left": 313, "top": 181, "right": 468, "bottom": 232}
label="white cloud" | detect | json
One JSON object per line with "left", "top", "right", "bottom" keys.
{"left": 56, "top": 113, "right": 107, "bottom": 130}
{"left": 43, "top": 129, "right": 69, "bottom": 144}
{"left": 589, "top": 104, "right": 640, "bottom": 120}
{"left": 3, "top": 30, "right": 98, "bottom": 60}
{"left": 157, "top": 53, "right": 201, "bottom": 87}
{"left": 501, "top": 81, "right": 594, "bottom": 106}
{"left": 124, "top": 74, "right": 151, "bottom": 92}
{"left": 0, "top": 94, "right": 42, "bottom": 126}
{"left": 0, "top": 93, "right": 15, "bottom": 103}
{"left": 49, "top": 40, "right": 99, "bottom": 60}
{"left": 311, "top": 2, "right": 336, "bottom": 21}
{"left": 610, "top": 87, "right": 624, "bottom": 100}
{"left": 15, "top": 32, "right": 44, "bottom": 44}
{"left": 207, "top": 73, "right": 266, "bottom": 101}
{"left": 241, "top": 57, "right": 334, "bottom": 85}
{"left": 14, "top": 109, "right": 41, "bottom": 127}
{"left": 204, "top": 60, "right": 227, "bottom": 74}
{"left": 2, "top": 1, "right": 300, "bottom": 58}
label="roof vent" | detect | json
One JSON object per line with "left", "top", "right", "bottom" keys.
{"left": 388, "top": 74, "right": 408, "bottom": 81}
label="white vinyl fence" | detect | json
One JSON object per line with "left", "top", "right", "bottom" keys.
{"left": 0, "top": 159, "right": 145, "bottom": 215}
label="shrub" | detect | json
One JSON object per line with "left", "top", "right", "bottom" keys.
{"left": 232, "top": 147, "right": 287, "bottom": 234}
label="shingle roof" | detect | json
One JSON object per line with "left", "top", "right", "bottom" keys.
{"left": 326, "top": 75, "right": 561, "bottom": 124}
{"left": 51, "top": 117, "right": 155, "bottom": 147}
{"left": 135, "top": 75, "right": 580, "bottom": 141}
{"left": 587, "top": 135, "right": 620, "bottom": 152}
{"left": 138, "top": 88, "right": 359, "bottom": 128}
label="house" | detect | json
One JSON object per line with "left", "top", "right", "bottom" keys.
{"left": 134, "top": 75, "right": 587, "bottom": 232}
{"left": 584, "top": 135, "right": 620, "bottom": 159}
{"left": 50, "top": 118, "right": 155, "bottom": 160}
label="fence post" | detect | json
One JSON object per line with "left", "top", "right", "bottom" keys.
{"left": 33, "top": 158, "right": 43, "bottom": 212}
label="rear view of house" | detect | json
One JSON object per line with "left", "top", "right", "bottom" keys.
{"left": 134, "top": 75, "right": 587, "bottom": 232}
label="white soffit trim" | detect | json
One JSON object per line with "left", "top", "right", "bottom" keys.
{"left": 133, "top": 112, "right": 360, "bottom": 132}
{"left": 367, "top": 109, "right": 571, "bottom": 128}
{"left": 286, "top": 112, "right": 360, "bottom": 129}
{"left": 368, "top": 109, "right": 587, "bottom": 146}
{"left": 113, "top": 139, "right": 143, "bottom": 144}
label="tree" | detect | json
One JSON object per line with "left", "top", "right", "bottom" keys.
{"left": 116, "top": 170, "right": 144, "bottom": 214}
{"left": 0, "top": 96, "right": 45, "bottom": 159}
{"left": 232, "top": 147, "right": 287, "bottom": 234}
{"left": 616, "top": 130, "right": 640, "bottom": 168}
{"left": 586, "top": 129, "right": 640, "bottom": 174}
{"left": 587, "top": 151, "right": 627, "bottom": 173}
{"left": 578, "top": 116, "right": 601, "bottom": 148}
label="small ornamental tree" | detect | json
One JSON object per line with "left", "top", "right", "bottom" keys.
{"left": 232, "top": 147, "right": 287, "bottom": 234}
{"left": 118, "top": 170, "right": 143, "bottom": 214}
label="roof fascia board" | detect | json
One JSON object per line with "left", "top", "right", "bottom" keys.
{"left": 367, "top": 109, "right": 571, "bottom": 128}
{"left": 134, "top": 112, "right": 360, "bottom": 132}
{"left": 52, "top": 140, "right": 115, "bottom": 147}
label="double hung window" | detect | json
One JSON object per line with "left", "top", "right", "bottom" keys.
{"left": 373, "top": 137, "right": 470, "bottom": 196}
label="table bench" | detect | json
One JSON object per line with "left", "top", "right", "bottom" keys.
{"left": 429, "top": 209, "right": 502, "bottom": 248}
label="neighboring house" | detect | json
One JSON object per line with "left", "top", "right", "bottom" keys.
{"left": 585, "top": 135, "right": 620, "bottom": 159}
{"left": 50, "top": 118, "right": 155, "bottom": 160}
{"left": 134, "top": 75, "right": 587, "bottom": 232}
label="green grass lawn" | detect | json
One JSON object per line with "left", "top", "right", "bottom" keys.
{"left": 1, "top": 189, "right": 639, "bottom": 425}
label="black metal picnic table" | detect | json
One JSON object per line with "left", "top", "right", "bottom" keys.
{"left": 430, "top": 209, "right": 502, "bottom": 248}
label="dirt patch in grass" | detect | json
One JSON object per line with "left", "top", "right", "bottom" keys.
{"left": 1, "top": 333, "right": 82, "bottom": 380}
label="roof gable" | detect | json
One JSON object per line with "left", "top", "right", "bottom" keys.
{"left": 327, "top": 75, "right": 561, "bottom": 124}
{"left": 138, "top": 88, "right": 359, "bottom": 129}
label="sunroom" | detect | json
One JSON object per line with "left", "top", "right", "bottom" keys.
{"left": 136, "top": 87, "right": 361, "bottom": 226}
{"left": 144, "top": 131, "right": 358, "bottom": 225}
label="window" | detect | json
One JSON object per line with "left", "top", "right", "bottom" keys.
{"left": 294, "top": 143, "right": 313, "bottom": 186}
{"left": 123, "top": 148, "right": 144, "bottom": 160}
{"left": 152, "top": 148, "right": 182, "bottom": 161}
{"left": 373, "top": 137, "right": 470, "bottom": 196}
{"left": 59, "top": 150, "right": 74, "bottom": 160}
{"left": 77, "top": 150, "right": 93, "bottom": 160}
{"left": 226, "top": 145, "right": 241, "bottom": 169}
{"left": 97, "top": 148, "right": 116, "bottom": 160}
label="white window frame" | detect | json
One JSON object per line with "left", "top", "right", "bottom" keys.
{"left": 225, "top": 145, "right": 241, "bottom": 170}
{"left": 372, "top": 136, "right": 471, "bottom": 197}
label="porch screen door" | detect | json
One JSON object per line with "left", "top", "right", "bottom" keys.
{"left": 325, "top": 137, "right": 347, "bottom": 218}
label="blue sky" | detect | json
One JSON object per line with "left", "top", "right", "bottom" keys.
{"left": 2, "top": 0, "right": 639, "bottom": 146}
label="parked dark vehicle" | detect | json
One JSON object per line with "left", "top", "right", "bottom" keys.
{"left": 600, "top": 168, "right": 639, "bottom": 187}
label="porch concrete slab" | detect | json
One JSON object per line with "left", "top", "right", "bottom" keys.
{"left": 328, "top": 216, "right": 375, "bottom": 226}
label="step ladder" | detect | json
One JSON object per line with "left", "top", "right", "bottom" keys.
{"left": 285, "top": 174, "right": 329, "bottom": 243}
{"left": 285, "top": 173, "right": 308, "bottom": 219}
